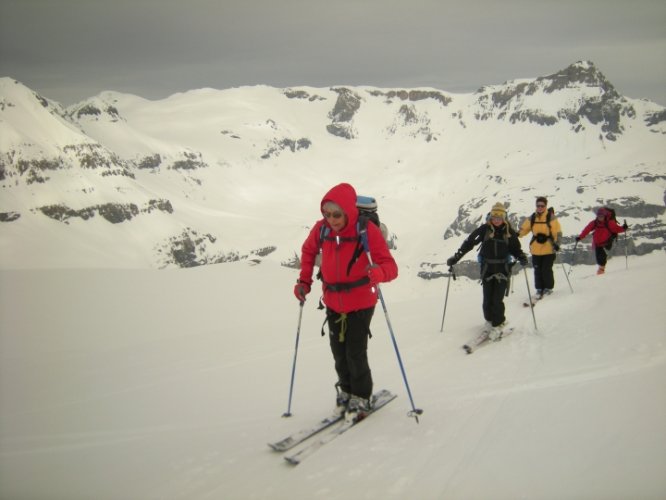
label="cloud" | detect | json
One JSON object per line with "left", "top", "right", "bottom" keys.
{"left": 1, "top": 0, "right": 664, "bottom": 105}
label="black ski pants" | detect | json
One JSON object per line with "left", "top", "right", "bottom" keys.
{"left": 327, "top": 307, "right": 374, "bottom": 400}
{"left": 482, "top": 276, "right": 508, "bottom": 327}
{"left": 595, "top": 246, "right": 609, "bottom": 267}
{"left": 532, "top": 253, "right": 556, "bottom": 291}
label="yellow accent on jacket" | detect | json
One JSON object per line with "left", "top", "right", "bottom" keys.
{"left": 518, "top": 212, "right": 562, "bottom": 256}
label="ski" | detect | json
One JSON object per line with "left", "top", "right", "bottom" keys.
{"left": 268, "top": 410, "right": 343, "bottom": 452}
{"left": 523, "top": 297, "right": 542, "bottom": 307}
{"left": 463, "top": 328, "right": 515, "bottom": 354}
{"left": 283, "top": 389, "right": 396, "bottom": 465}
{"left": 524, "top": 291, "right": 553, "bottom": 307}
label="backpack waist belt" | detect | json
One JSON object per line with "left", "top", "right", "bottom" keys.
{"left": 484, "top": 258, "right": 508, "bottom": 264}
{"left": 323, "top": 276, "right": 370, "bottom": 292}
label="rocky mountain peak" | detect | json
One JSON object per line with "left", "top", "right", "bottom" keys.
{"left": 538, "top": 60, "right": 618, "bottom": 97}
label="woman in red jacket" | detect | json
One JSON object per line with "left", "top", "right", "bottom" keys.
{"left": 576, "top": 207, "right": 628, "bottom": 274}
{"left": 293, "top": 183, "right": 398, "bottom": 421}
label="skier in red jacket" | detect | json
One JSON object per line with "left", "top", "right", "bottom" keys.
{"left": 576, "top": 207, "right": 628, "bottom": 275}
{"left": 294, "top": 183, "right": 398, "bottom": 421}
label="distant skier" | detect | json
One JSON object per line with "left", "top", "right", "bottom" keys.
{"left": 446, "top": 202, "right": 528, "bottom": 353}
{"left": 575, "top": 207, "right": 628, "bottom": 275}
{"left": 518, "top": 196, "right": 561, "bottom": 299}
{"left": 293, "top": 183, "right": 398, "bottom": 421}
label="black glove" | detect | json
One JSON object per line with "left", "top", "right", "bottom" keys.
{"left": 622, "top": 222, "right": 629, "bottom": 230}
{"left": 553, "top": 242, "right": 560, "bottom": 252}
{"left": 447, "top": 251, "right": 463, "bottom": 267}
{"left": 519, "top": 254, "right": 528, "bottom": 266}
{"left": 575, "top": 236, "right": 581, "bottom": 242}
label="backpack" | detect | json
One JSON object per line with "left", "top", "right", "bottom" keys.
{"left": 600, "top": 207, "right": 618, "bottom": 249}
{"left": 317, "top": 195, "right": 388, "bottom": 275}
{"left": 529, "top": 206, "right": 555, "bottom": 245}
{"left": 604, "top": 207, "right": 618, "bottom": 223}
{"left": 356, "top": 195, "right": 389, "bottom": 242}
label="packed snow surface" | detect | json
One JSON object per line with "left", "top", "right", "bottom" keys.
{"left": 1, "top": 252, "right": 664, "bottom": 499}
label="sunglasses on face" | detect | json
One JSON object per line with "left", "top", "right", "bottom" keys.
{"left": 323, "top": 211, "right": 343, "bottom": 220}
{"left": 536, "top": 204, "right": 546, "bottom": 208}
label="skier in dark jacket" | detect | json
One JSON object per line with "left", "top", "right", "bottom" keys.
{"left": 575, "top": 207, "right": 628, "bottom": 275}
{"left": 446, "top": 202, "right": 528, "bottom": 353}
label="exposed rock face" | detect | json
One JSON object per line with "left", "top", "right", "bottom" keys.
{"left": 326, "top": 87, "right": 362, "bottom": 139}
{"left": 36, "top": 199, "right": 173, "bottom": 224}
{"left": 474, "top": 61, "right": 637, "bottom": 141}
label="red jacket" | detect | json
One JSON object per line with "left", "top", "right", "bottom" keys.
{"left": 579, "top": 216, "right": 626, "bottom": 248}
{"left": 298, "top": 183, "right": 398, "bottom": 313}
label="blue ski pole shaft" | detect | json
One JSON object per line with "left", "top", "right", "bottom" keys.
{"left": 283, "top": 301, "right": 304, "bottom": 417}
{"left": 376, "top": 285, "right": 423, "bottom": 423}
{"left": 365, "top": 248, "right": 422, "bottom": 422}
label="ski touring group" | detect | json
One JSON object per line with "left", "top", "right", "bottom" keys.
{"left": 275, "top": 182, "right": 629, "bottom": 463}
{"left": 446, "top": 196, "right": 626, "bottom": 353}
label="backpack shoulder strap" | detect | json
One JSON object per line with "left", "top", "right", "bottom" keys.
{"left": 318, "top": 223, "right": 330, "bottom": 247}
{"left": 346, "top": 218, "right": 369, "bottom": 276}
{"left": 357, "top": 216, "right": 370, "bottom": 252}
{"left": 530, "top": 210, "right": 552, "bottom": 230}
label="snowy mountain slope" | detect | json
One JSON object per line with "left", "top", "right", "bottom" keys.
{"left": 0, "top": 61, "right": 665, "bottom": 271}
{"left": 0, "top": 252, "right": 664, "bottom": 500}
{"left": 1, "top": 59, "right": 665, "bottom": 498}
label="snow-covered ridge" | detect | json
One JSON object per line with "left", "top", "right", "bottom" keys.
{"left": 0, "top": 60, "right": 664, "bottom": 270}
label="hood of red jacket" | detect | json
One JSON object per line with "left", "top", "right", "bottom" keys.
{"left": 320, "top": 183, "right": 358, "bottom": 233}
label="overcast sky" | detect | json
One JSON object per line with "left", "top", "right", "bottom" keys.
{"left": 1, "top": 0, "right": 665, "bottom": 106}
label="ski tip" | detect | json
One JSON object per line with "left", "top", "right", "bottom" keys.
{"left": 284, "top": 456, "right": 299, "bottom": 466}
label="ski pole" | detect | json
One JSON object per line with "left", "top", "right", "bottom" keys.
{"left": 283, "top": 301, "right": 304, "bottom": 417}
{"left": 523, "top": 265, "right": 538, "bottom": 331}
{"left": 569, "top": 240, "right": 579, "bottom": 275}
{"left": 624, "top": 220, "right": 629, "bottom": 270}
{"left": 561, "top": 262, "right": 574, "bottom": 293}
{"left": 366, "top": 252, "right": 423, "bottom": 423}
{"left": 557, "top": 250, "right": 574, "bottom": 293}
{"left": 439, "top": 266, "right": 456, "bottom": 333}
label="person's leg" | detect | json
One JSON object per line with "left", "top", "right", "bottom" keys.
{"left": 489, "top": 279, "right": 508, "bottom": 327}
{"left": 328, "top": 310, "right": 351, "bottom": 393}
{"left": 342, "top": 307, "right": 374, "bottom": 400}
{"left": 542, "top": 253, "right": 556, "bottom": 290}
{"left": 532, "top": 254, "right": 545, "bottom": 293}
